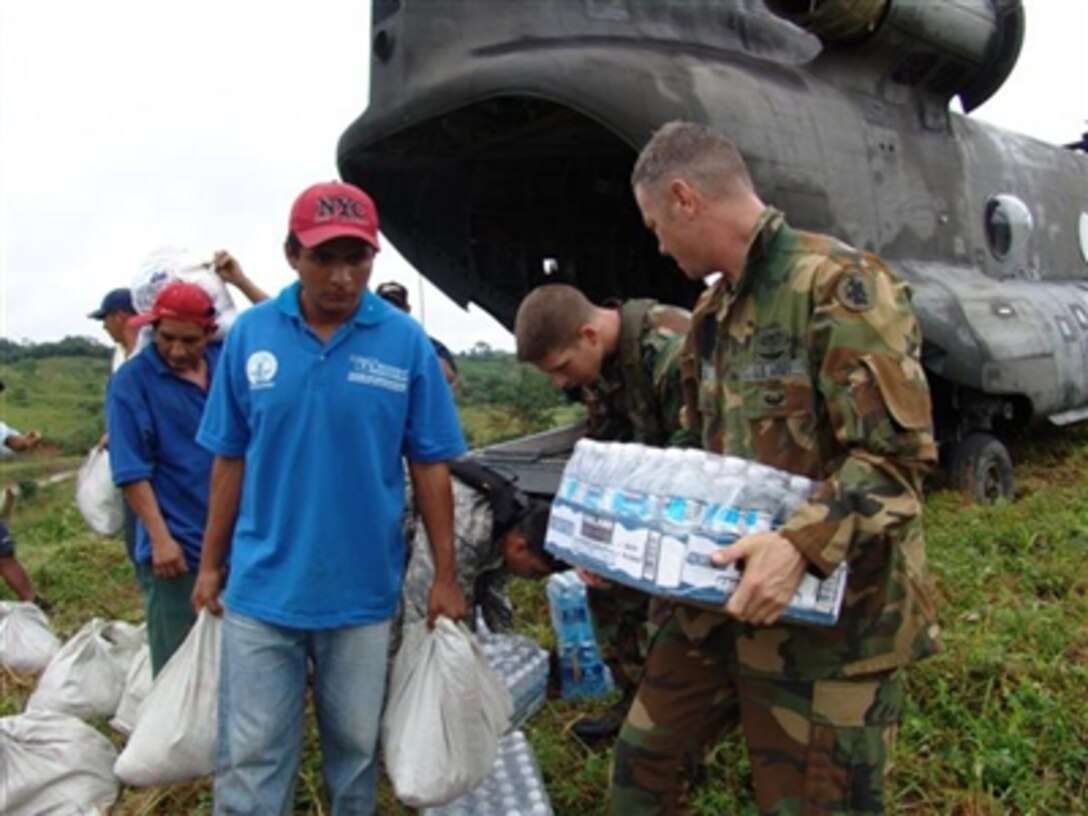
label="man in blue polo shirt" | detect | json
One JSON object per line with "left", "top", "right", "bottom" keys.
{"left": 192, "top": 180, "right": 468, "bottom": 814}
{"left": 106, "top": 281, "right": 220, "bottom": 676}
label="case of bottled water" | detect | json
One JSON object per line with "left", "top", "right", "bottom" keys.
{"left": 421, "top": 729, "right": 554, "bottom": 816}
{"left": 545, "top": 570, "right": 614, "bottom": 699}
{"left": 478, "top": 632, "right": 550, "bottom": 730}
{"left": 547, "top": 440, "right": 847, "bottom": 626}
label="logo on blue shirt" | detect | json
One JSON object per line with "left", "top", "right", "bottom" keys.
{"left": 246, "top": 351, "right": 278, "bottom": 389}
{"left": 348, "top": 355, "right": 408, "bottom": 393}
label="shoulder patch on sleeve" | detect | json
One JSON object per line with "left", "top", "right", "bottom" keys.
{"left": 835, "top": 272, "right": 874, "bottom": 312}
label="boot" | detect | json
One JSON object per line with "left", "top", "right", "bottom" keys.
{"left": 572, "top": 694, "right": 632, "bottom": 744}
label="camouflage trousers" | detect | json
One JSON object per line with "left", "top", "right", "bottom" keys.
{"left": 611, "top": 612, "right": 903, "bottom": 815}
{"left": 587, "top": 583, "right": 655, "bottom": 696}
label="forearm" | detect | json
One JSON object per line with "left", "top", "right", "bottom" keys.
{"left": 230, "top": 276, "right": 269, "bottom": 305}
{"left": 408, "top": 460, "right": 457, "bottom": 582}
{"left": 122, "top": 481, "right": 172, "bottom": 544}
{"left": 6, "top": 432, "right": 40, "bottom": 452}
{"left": 200, "top": 456, "right": 244, "bottom": 571}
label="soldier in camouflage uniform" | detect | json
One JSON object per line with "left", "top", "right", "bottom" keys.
{"left": 613, "top": 121, "right": 942, "bottom": 814}
{"left": 399, "top": 469, "right": 556, "bottom": 639}
{"left": 515, "top": 283, "right": 695, "bottom": 741}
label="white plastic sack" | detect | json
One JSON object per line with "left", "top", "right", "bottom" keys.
{"left": 131, "top": 245, "right": 238, "bottom": 344}
{"left": 75, "top": 447, "right": 124, "bottom": 537}
{"left": 0, "top": 601, "right": 61, "bottom": 675}
{"left": 27, "top": 618, "right": 145, "bottom": 719}
{"left": 114, "top": 609, "right": 222, "bottom": 786}
{"left": 109, "top": 642, "right": 152, "bottom": 736}
{"left": 383, "top": 617, "right": 513, "bottom": 807}
{"left": 1, "top": 709, "right": 119, "bottom": 815}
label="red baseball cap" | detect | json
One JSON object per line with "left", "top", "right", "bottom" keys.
{"left": 289, "top": 181, "right": 381, "bottom": 250}
{"left": 129, "top": 281, "right": 217, "bottom": 329}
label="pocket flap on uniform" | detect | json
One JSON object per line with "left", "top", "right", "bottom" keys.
{"left": 859, "top": 354, "right": 931, "bottom": 431}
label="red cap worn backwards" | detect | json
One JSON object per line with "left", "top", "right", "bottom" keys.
{"left": 129, "top": 282, "right": 216, "bottom": 329}
{"left": 289, "top": 181, "right": 381, "bottom": 250}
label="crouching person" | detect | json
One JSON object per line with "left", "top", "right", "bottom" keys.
{"left": 399, "top": 458, "right": 562, "bottom": 639}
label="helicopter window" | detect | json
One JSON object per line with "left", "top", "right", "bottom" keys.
{"left": 1072, "top": 305, "right": 1088, "bottom": 330}
{"left": 1056, "top": 316, "right": 1075, "bottom": 341}
{"left": 984, "top": 195, "right": 1033, "bottom": 263}
{"left": 1080, "top": 213, "right": 1088, "bottom": 264}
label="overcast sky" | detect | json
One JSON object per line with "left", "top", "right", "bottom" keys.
{"left": 1, "top": 0, "right": 1085, "bottom": 351}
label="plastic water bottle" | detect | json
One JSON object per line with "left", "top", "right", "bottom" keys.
{"left": 546, "top": 571, "right": 613, "bottom": 699}
{"left": 479, "top": 632, "right": 550, "bottom": 731}
{"left": 422, "top": 730, "right": 555, "bottom": 816}
{"left": 655, "top": 448, "right": 708, "bottom": 531}
{"left": 735, "top": 464, "right": 786, "bottom": 534}
{"left": 608, "top": 443, "right": 659, "bottom": 522}
{"left": 779, "top": 474, "right": 815, "bottom": 520}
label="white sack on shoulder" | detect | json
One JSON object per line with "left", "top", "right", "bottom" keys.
{"left": 109, "top": 641, "right": 153, "bottom": 736}
{"left": 0, "top": 601, "right": 61, "bottom": 675}
{"left": 382, "top": 617, "right": 513, "bottom": 807}
{"left": 131, "top": 245, "right": 238, "bottom": 344}
{"left": 1, "top": 709, "right": 119, "bottom": 815}
{"left": 75, "top": 447, "right": 124, "bottom": 537}
{"left": 114, "top": 609, "right": 222, "bottom": 786}
{"left": 27, "top": 618, "right": 145, "bottom": 719}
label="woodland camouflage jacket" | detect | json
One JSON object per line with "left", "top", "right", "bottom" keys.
{"left": 679, "top": 208, "right": 942, "bottom": 680}
{"left": 584, "top": 299, "right": 695, "bottom": 447}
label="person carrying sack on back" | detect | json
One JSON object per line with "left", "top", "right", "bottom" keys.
{"left": 106, "top": 281, "right": 222, "bottom": 676}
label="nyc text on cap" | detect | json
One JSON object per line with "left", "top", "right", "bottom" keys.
{"left": 289, "top": 181, "right": 380, "bottom": 250}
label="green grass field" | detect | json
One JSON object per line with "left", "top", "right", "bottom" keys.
{"left": 1, "top": 356, "right": 1086, "bottom": 814}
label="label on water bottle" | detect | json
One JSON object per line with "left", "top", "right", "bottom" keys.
{"left": 545, "top": 449, "right": 846, "bottom": 626}
{"left": 654, "top": 534, "right": 687, "bottom": 588}
{"left": 613, "top": 522, "right": 652, "bottom": 581}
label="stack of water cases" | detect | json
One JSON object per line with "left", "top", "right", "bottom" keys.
{"left": 546, "top": 570, "right": 614, "bottom": 699}
{"left": 546, "top": 440, "right": 847, "bottom": 625}
{"left": 421, "top": 730, "right": 554, "bottom": 816}
{"left": 477, "top": 631, "right": 549, "bottom": 730}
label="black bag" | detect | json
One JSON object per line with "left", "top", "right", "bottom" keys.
{"left": 447, "top": 458, "right": 530, "bottom": 543}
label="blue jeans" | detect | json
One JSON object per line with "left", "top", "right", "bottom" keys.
{"left": 214, "top": 611, "right": 392, "bottom": 815}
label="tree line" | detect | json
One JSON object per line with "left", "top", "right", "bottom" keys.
{"left": 0, "top": 336, "right": 111, "bottom": 362}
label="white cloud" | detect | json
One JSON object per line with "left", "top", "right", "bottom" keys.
{"left": 0, "top": 0, "right": 512, "bottom": 351}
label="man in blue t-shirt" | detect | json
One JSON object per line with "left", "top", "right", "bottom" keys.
{"left": 106, "top": 281, "right": 221, "bottom": 675}
{"left": 192, "top": 180, "right": 468, "bottom": 814}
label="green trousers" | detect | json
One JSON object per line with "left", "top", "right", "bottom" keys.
{"left": 611, "top": 611, "right": 903, "bottom": 815}
{"left": 135, "top": 562, "right": 197, "bottom": 676}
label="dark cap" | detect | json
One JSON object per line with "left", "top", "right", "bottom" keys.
{"left": 376, "top": 281, "right": 410, "bottom": 311}
{"left": 88, "top": 288, "right": 134, "bottom": 320}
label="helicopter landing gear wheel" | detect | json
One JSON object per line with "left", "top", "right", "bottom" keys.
{"left": 947, "top": 432, "right": 1014, "bottom": 504}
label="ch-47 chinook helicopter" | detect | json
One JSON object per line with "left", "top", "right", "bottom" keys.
{"left": 338, "top": 0, "right": 1088, "bottom": 503}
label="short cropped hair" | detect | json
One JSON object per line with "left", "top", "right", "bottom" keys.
{"left": 514, "top": 284, "right": 595, "bottom": 363}
{"left": 630, "top": 120, "right": 754, "bottom": 200}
